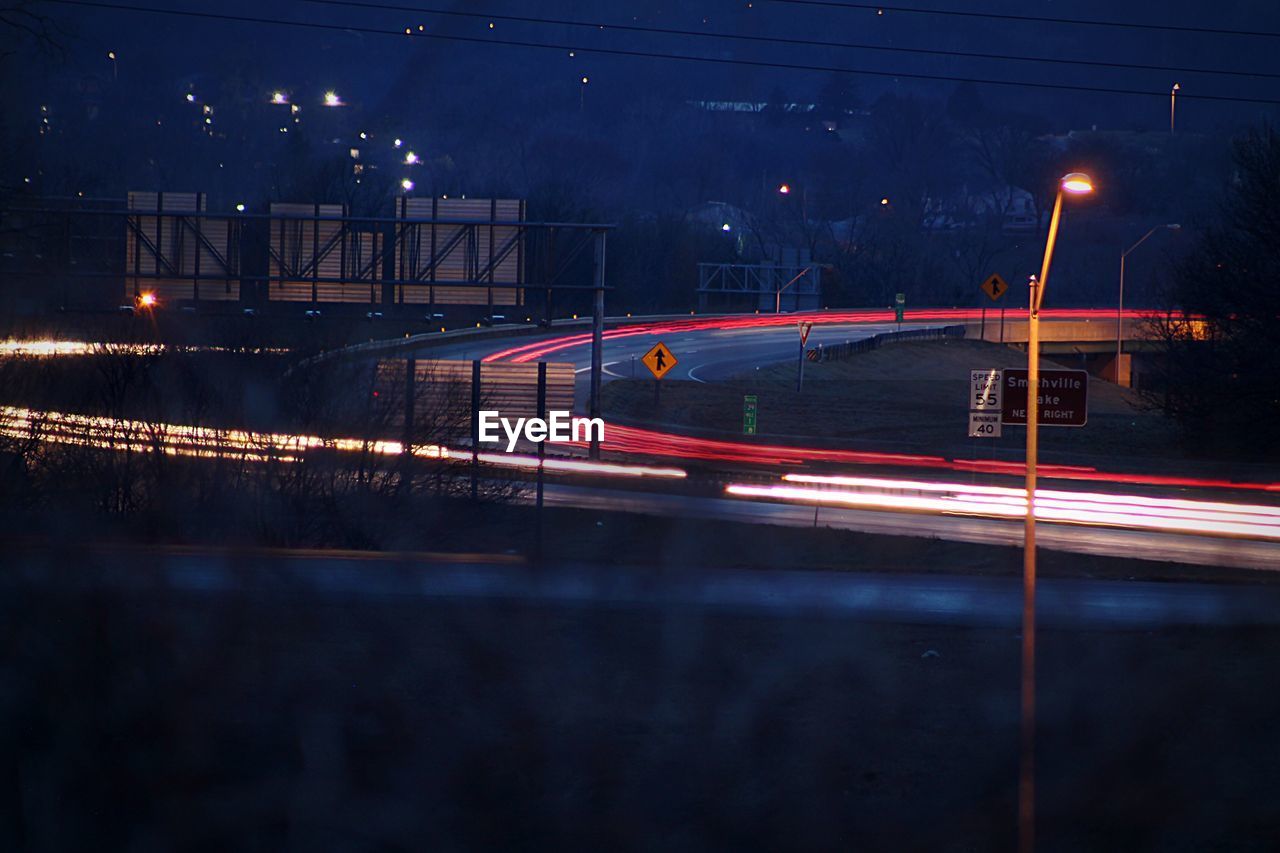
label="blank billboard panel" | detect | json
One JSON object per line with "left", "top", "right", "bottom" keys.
{"left": 394, "top": 198, "right": 525, "bottom": 307}
{"left": 125, "top": 191, "right": 239, "bottom": 302}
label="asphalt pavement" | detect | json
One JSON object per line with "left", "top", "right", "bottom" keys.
{"left": 416, "top": 321, "right": 922, "bottom": 394}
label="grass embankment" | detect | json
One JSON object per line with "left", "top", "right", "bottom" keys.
{"left": 603, "top": 338, "right": 1197, "bottom": 467}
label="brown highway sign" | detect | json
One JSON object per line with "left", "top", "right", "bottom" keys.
{"left": 1000, "top": 368, "right": 1089, "bottom": 427}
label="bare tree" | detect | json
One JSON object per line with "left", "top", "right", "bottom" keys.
{"left": 0, "top": 2, "right": 64, "bottom": 57}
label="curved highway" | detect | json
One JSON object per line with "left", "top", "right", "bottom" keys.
{"left": 422, "top": 315, "right": 930, "bottom": 391}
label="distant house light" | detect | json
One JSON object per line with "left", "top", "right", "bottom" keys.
{"left": 721, "top": 223, "right": 731, "bottom": 232}
{"left": 323, "top": 91, "right": 343, "bottom": 107}
{"left": 404, "top": 150, "right": 419, "bottom": 165}
{"left": 393, "top": 138, "right": 403, "bottom": 148}
{"left": 271, "top": 91, "right": 288, "bottom": 105}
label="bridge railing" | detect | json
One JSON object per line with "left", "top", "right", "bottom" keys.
{"left": 808, "top": 325, "right": 966, "bottom": 363}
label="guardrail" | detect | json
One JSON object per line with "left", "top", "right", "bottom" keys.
{"left": 808, "top": 325, "right": 966, "bottom": 362}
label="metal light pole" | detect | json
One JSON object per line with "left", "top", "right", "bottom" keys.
{"left": 775, "top": 266, "right": 813, "bottom": 314}
{"left": 589, "top": 229, "right": 606, "bottom": 460}
{"left": 1170, "top": 83, "right": 1180, "bottom": 134}
{"left": 1020, "top": 172, "right": 1093, "bottom": 853}
{"left": 1117, "top": 224, "right": 1179, "bottom": 387}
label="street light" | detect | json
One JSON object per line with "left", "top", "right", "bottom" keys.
{"left": 1117, "top": 224, "right": 1180, "bottom": 387}
{"left": 1170, "top": 83, "right": 1181, "bottom": 133}
{"left": 1020, "top": 170, "right": 1092, "bottom": 853}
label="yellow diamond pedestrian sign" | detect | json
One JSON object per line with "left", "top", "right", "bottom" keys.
{"left": 981, "top": 273, "right": 1009, "bottom": 302}
{"left": 642, "top": 341, "right": 677, "bottom": 380}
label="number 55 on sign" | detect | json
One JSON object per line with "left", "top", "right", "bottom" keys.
{"left": 970, "top": 369, "right": 1001, "bottom": 410}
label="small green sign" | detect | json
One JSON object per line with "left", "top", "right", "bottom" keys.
{"left": 743, "top": 395, "right": 758, "bottom": 435}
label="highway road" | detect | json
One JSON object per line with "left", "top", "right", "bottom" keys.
{"left": 535, "top": 483, "right": 1280, "bottom": 571}
{"left": 418, "top": 318, "right": 926, "bottom": 394}
{"left": 6, "top": 310, "right": 1277, "bottom": 569}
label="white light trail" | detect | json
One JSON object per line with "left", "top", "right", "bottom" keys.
{"left": 0, "top": 407, "right": 682, "bottom": 481}
{"left": 724, "top": 475, "right": 1280, "bottom": 542}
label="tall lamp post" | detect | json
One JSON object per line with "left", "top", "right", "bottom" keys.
{"left": 1170, "top": 83, "right": 1181, "bottom": 133}
{"left": 1117, "top": 224, "right": 1179, "bottom": 386}
{"left": 1020, "top": 171, "right": 1093, "bottom": 853}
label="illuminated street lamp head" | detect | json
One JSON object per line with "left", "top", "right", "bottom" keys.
{"left": 138, "top": 292, "right": 157, "bottom": 308}
{"left": 401, "top": 178, "right": 415, "bottom": 192}
{"left": 404, "top": 150, "right": 419, "bottom": 165}
{"left": 1060, "top": 172, "right": 1094, "bottom": 194}
{"left": 107, "top": 51, "right": 116, "bottom": 60}
{"left": 778, "top": 183, "right": 791, "bottom": 194}
{"left": 323, "top": 91, "right": 342, "bottom": 107}
{"left": 1172, "top": 82, "right": 1181, "bottom": 94}
{"left": 271, "top": 91, "right": 288, "bottom": 105}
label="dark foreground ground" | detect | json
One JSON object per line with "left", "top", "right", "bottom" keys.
{"left": 3, "top": 551, "right": 1280, "bottom": 852}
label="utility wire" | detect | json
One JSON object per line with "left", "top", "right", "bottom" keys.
{"left": 760, "top": 0, "right": 1280, "bottom": 40}
{"left": 42, "top": 0, "right": 1280, "bottom": 106}
{"left": 296, "top": 0, "right": 1280, "bottom": 81}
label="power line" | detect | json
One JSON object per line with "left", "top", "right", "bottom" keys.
{"left": 297, "top": 0, "right": 1280, "bottom": 81}
{"left": 41, "top": 0, "right": 1280, "bottom": 106}
{"left": 759, "top": 0, "right": 1280, "bottom": 41}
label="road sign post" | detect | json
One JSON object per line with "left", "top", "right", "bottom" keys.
{"left": 797, "top": 321, "right": 812, "bottom": 392}
{"left": 642, "top": 341, "right": 677, "bottom": 408}
{"left": 979, "top": 274, "right": 1008, "bottom": 343}
{"left": 742, "top": 394, "right": 758, "bottom": 435}
{"left": 968, "top": 368, "right": 1003, "bottom": 438}
{"left": 590, "top": 230, "right": 607, "bottom": 459}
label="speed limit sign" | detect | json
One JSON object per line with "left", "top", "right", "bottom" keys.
{"left": 970, "top": 369, "right": 1002, "bottom": 410}
{"left": 969, "top": 412, "right": 1002, "bottom": 438}
{"left": 969, "top": 369, "right": 1003, "bottom": 438}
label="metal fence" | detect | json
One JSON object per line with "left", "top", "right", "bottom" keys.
{"left": 808, "top": 325, "right": 966, "bottom": 362}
